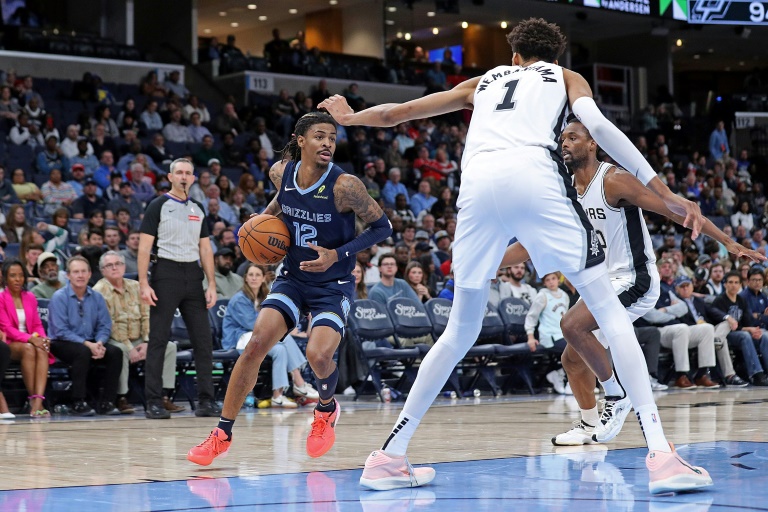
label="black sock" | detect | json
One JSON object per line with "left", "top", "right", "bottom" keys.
{"left": 163, "top": 388, "right": 174, "bottom": 398}
{"left": 315, "top": 399, "right": 336, "bottom": 413}
{"left": 217, "top": 416, "right": 235, "bottom": 439}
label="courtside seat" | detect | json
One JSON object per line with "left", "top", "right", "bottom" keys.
{"left": 496, "top": 297, "right": 538, "bottom": 394}
{"left": 207, "top": 299, "right": 241, "bottom": 400}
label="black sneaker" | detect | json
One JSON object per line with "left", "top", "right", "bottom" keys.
{"left": 724, "top": 374, "right": 749, "bottom": 387}
{"left": 145, "top": 401, "right": 171, "bottom": 419}
{"left": 195, "top": 400, "right": 222, "bottom": 417}
{"left": 99, "top": 402, "right": 122, "bottom": 416}
{"left": 72, "top": 400, "right": 96, "bottom": 417}
{"left": 751, "top": 372, "right": 768, "bottom": 386}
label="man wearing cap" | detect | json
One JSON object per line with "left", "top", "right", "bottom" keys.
{"left": 361, "top": 162, "right": 381, "bottom": 200}
{"left": 30, "top": 252, "right": 65, "bottom": 299}
{"left": 108, "top": 181, "right": 143, "bottom": 220}
{"left": 36, "top": 134, "right": 67, "bottom": 175}
{"left": 433, "top": 230, "right": 451, "bottom": 265}
{"left": 203, "top": 247, "right": 243, "bottom": 300}
{"left": 93, "top": 151, "right": 119, "bottom": 191}
{"left": 71, "top": 178, "right": 110, "bottom": 220}
{"left": 67, "top": 163, "right": 91, "bottom": 197}
{"left": 208, "top": 158, "right": 222, "bottom": 178}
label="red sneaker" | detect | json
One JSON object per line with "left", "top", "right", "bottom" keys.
{"left": 306, "top": 400, "right": 340, "bottom": 458}
{"left": 187, "top": 428, "right": 232, "bottom": 466}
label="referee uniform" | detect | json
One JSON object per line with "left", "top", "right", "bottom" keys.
{"left": 140, "top": 193, "right": 218, "bottom": 418}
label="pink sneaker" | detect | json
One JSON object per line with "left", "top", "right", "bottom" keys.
{"left": 646, "top": 443, "right": 713, "bottom": 494}
{"left": 359, "top": 451, "right": 436, "bottom": 491}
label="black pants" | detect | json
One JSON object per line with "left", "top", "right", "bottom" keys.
{"left": 0, "top": 342, "right": 10, "bottom": 392}
{"left": 50, "top": 341, "right": 121, "bottom": 402}
{"left": 636, "top": 326, "right": 661, "bottom": 376}
{"left": 147, "top": 259, "right": 214, "bottom": 403}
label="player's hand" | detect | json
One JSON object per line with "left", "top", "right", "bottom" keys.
{"left": 664, "top": 195, "right": 704, "bottom": 240}
{"left": 317, "top": 95, "right": 354, "bottom": 125}
{"left": 205, "top": 285, "right": 217, "bottom": 309}
{"left": 724, "top": 240, "right": 766, "bottom": 263}
{"left": 140, "top": 283, "right": 158, "bottom": 306}
{"left": 300, "top": 243, "right": 339, "bottom": 273}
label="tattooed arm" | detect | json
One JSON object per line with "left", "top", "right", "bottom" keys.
{"left": 261, "top": 160, "right": 288, "bottom": 217}
{"left": 299, "top": 174, "right": 392, "bottom": 273}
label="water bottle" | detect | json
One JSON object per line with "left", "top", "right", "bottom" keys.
{"left": 244, "top": 392, "right": 255, "bottom": 408}
{"left": 381, "top": 388, "right": 391, "bottom": 403}
{"left": 473, "top": 389, "right": 481, "bottom": 398}
{"left": 442, "top": 391, "right": 458, "bottom": 399}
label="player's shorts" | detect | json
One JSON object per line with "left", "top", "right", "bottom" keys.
{"left": 262, "top": 275, "right": 353, "bottom": 335}
{"left": 592, "top": 262, "right": 660, "bottom": 348}
{"left": 453, "top": 147, "right": 604, "bottom": 289}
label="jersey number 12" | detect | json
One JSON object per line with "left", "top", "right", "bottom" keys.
{"left": 292, "top": 222, "right": 317, "bottom": 247}
{"left": 495, "top": 79, "right": 520, "bottom": 111}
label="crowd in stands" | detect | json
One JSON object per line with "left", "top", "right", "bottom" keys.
{"left": 0, "top": 52, "right": 767, "bottom": 417}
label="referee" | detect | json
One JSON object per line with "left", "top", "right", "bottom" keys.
{"left": 138, "top": 158, "right": 221, "bottom": 420}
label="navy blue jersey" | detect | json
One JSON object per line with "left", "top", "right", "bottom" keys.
{"left": 278, "top": 160, "right": 356, "bottom": 284}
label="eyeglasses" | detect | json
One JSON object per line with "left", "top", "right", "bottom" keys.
{"left": 101, "top": 262, "right": 125, "bottom": 270}
{"left": 77, "top": 300, "right": 84, "bottom": 318}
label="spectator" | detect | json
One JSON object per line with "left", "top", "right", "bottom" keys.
{"left": 120, "top": 230, "right": 140, "bottom": 274}
{"left": 709, "top": 120, "right": 729, "bottom": 161}
{"left": 140, "top": 100, "right": 163, "bottom": 131}
{"left": 22, "top": 96, "right": 44, "bottom": 127}
{"left": 163, "top": 71, "right": 189, "bottom": 99}
{"left": 404, "top": 261, "right": 432, "bottom": 303}
{"left": 183, "top": 95, "right": 211, "bottom": 123}
{"left": 162, "top": 109, "right": 192, "bottom": 143}
{"left": 369, "top": 254, "right": 419, "bottom": 304}
{"left": 353, "top": 260, "right": 368, "bottom": 300}
{"left": 731, "top": 201, "right": 754, "bottom": 232}
{"left": 145, "top": 133, "right": 175, "bottom": 166}
{"left": 204, "top": 197, "right": 231, "bottom": 233}
{"left": 108, "top": 182, "right": 143, "bottom": 219}
{"left": 214, "top": 102, "right": 245, "bottom": 136}
{"left": 90, "top": 123, "right": 118, "bottom": 159}
{"left": 381, "top": 167, "right": 408, "bottom": 208}
{"left": 230, "top": 189, "right": 254, "bottom": 220}
{"left": 252, "top": 117, "right": 280, "bottom": 160}
{"left": 3, "top": 205, "right": 34, "bottom": 245}
{"left": 37, "top": 215, "right": 70, "bottom": 256}
{"left": 116, "top": 98, "right": 138, "bottom": 129}
{"left": 740, "top": 267, "right": 768, "bottom": 327}
{"left": 30, "top": 252, "right": 65, "bottom": 299}
{"left": 41, "top": 168, "right": 77, "bottom": 216}
{"left": 71, "top": 179, "right": 110, "bottom": 220}
{"left": 356, "top": 247, "right": 380, "bottom": 286}
{"left": 94, "top": 250, "right": 182, "bottom": 415}
{"left": 48, "top": 255, "right": 122, "bottom": 416}
{"left": 220, "top": 133, "right": 247, "bottom": 169}
{"left": 343, "top": 82, "right": 366, "bottom": 111}
{"left": 103, "top": 227, "right": 121, "bottom": 253}
{"left": 187, "top": 111, "right": 212, "bottom": 143}
{"left": 0, "top": 259, "right": 51, "bottom": 417}
{"left": 208, "top": 158, "right": 222, "bottom": 178}
{"left": 204, "top": 185, "right": 237, "bottom": 224}
{"left": 0, "top": 166, "right": 19, "bottom": 203}
{"left": 410, "top": 180, "right": 437, "bottom": 216}
{"left": 77, "top": 210, "right": 106, "bottom": 246}
{"left": 202, "top": 247, "right": 243, "bottom": 299}
{"left": 361, "top": 162, "right": 381, "bottom": 200}
{"left": 67, "top": 163, "right": 90, "bottom": 197}
{"left": 139, "top": 71, "right": 167, "bottom": 98}
{"left": 189, "top": 170, "right": 212, "bottom": 204}
{"left": 90, "top": 105, "right": 119, "bottom": 138}
{"left": 424, "top": 61, "right": 447, "bottom": 90}
{"left": 36, "top": 134, "right": 67, "bottom": 175}
{"left": 9, "top": 112, "right": 43, "bottom": 147}
{"left": 128, "top": 163, "right": 156, "bottom": 204}
{"left": 60, "top": 125, "right": 92, "bottom": 159}
{"left": 93, "top": 151, "right": 119, "bottom": 191}
{"left": 0, "top": 85, "right": 20, "bottom": 126}
{"left": 393, "top": 123, "right": 415, "bottom": 155}
{"left": 193, "top": 135, "right": 224, "bottom": 168}
{"left": 264, "top": 29, "right": 289, "bottom": 72}
{"left": 223, "top": 263, "right": 318, "bottom": 408}
{"left": 69, "top": 139, "right": 100, "bottom": 176}
{"left": 714, "top": 271, "right": 768, "bottom": 386}
{"left": 705, "top": 263, "right": 725, "bottom": 296}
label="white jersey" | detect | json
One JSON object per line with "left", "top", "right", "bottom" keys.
{"left": 462, "top": 62, "right": 568, "bottom": 172}
{"left": 579, "top": 161, "right": 656, "bottom": 282}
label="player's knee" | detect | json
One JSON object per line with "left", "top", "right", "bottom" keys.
{"left": 241, "top": 336, "right": 272, "bottom": 362}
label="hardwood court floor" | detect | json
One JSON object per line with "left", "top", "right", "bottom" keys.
{"left": 2, "top": 388, "right": 767, "bottom": 511}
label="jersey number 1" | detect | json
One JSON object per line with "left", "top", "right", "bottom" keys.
{"left": 292, "top": 222, "right": 317, "bottom": 248}
{"left": 495, "top": 79, "right": 520, "bottom": 111}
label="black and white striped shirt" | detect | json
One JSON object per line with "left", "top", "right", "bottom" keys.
{"left": 140, "top": 195, "right": 209, "bottom": 262}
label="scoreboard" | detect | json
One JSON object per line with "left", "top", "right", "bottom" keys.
{"left": 688, "top": 0, "right": 768, "bottom": 25}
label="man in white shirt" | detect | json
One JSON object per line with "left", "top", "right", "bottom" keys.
{"left": 61, "top": 125, "right": 93, "bottom": 159}
{"left": 504, "top": 263, "right": 537, "bottom": 305}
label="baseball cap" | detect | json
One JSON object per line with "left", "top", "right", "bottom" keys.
{"left": 36, "top": 252, "right": 58, "bottom": 273}
{"left": 415, "top": 230, "right": 430, "bottom": 240}
{"left": 208, "top": 158, "right": 221, "bottom": 166}
{"left": 364, "top": 162, "right": 375, "bottom": 170}
{"left": 415, "top": 242, "right": 431, "bottom": 252}
{"left": 71, "top": 163, "right": 85, "bottom": 171}
{"left": 45, "top": 133, "right": 59, "bottom": 141}
{"left": 694, "top": 267, "right": 709, "bottom": 282}
{"left": 215, "top": 247, "right": 235, "bottom": 257}
{"left": 110, "top": 170, "right": 122, "bottom": 179}
{"left": 697, "top": 254, "right": 712, "bottom": 266}
{"left": 674, "top": 275, "right": 692, "bottom": 287}
{"left": 119, "top": 181, "right": 132, "bottom": 188}
{"left": 157, "top": 181, "right": 171, "bottom": 191}
{"left": 84, "top": 178, "right": 97, "bottom": 186}
{"left": 434, "top": 230, "right": 449, "bottom": 241}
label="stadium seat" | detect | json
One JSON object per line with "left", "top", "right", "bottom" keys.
{"left": 386, "top": 297, "right": 434, "bottom": 389}
{"left": 496, "top": 297, "right": 538, "bottom": 395}
{"left": 207, "top": 299, "right": 239, "bottom": 400}
{"left": 37, "top": 299, "right": 50, "bottom": 332}
{"left": 4, "top": 243, "right": 20, "bottom": 259}
{"left": 347, "top": 299, "right": 420, "bottom": 401}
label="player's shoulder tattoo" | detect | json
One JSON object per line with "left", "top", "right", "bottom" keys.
{"left": 334, "top": 173, "right": 383, "bottom": 224}
{"left": 269, "top": 161, "right": 288, "bottom": 189}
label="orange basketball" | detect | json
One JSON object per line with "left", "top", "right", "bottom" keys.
{"left": 238, "top": 214, "right": 291, "bottom": 265}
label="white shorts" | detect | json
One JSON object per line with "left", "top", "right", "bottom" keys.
{"left": 452, "top": 147, "right": 604, "bottom": 289}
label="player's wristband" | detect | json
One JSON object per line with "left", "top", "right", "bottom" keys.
{"left": 334, "top": 213, "right": 392, "bottom": 260}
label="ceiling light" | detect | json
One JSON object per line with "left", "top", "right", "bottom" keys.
{"left": 231, "top": 22, "right": 239, "bottom": 27}
{"left": 387, "top": 6, "right": 397, "bottom": 12}
{"left": 693, "top": 54, "right": 700, "bottom": 59}
{"left": 432, "top": 27, "right": 439, "bottom": 35}
{"left": 247, "top": 3, "right": 256, "bottom": 9}
{"left": 259, "top": 15, "right": 267, "bottom": 20}
{"left": 396, "top": 31, "right": 403, "bottom": 38}
{"left": 708, "top": 48, "right": 714, "bottom": 53}
{"left": 461, "top": 21, "right": 468, "bottom": 29}
{"left": 725, "top": 66, "right": 731, "bottom": 71}
{"left": 204, "top": 28, "right": 211, "bottom": 34}
{"left": 675, "top": 38, "right": 682, "bottom": 46}
{"left": 500, "top": 21, "right": 508, "bottom": 29}
{"left": 219, "top": 11, "right": 227, "bottom": 16}
{"left": 739, "top": 61, "right": 745, "bottom": 66}
{"left": 386, "top": 19, "right": 395, "bottom": 25}
{"left": 289, "top": 8, "right": 297, "bottom": 14}
{"left": 405, "top": 32, "right": 411, "bottom": 40}
{"left": 330, "top": 0, "right": 338, "bottom": 4}
{"left": 427, "top": 11, "right": 435, "bottom": 17}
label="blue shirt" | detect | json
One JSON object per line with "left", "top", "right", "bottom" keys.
{"left": 49, "top": 283, "right": 112, "bottom": 344}
{"left": 739, "top": 287, "right": 768, "bottom": 327}
{"left": 369, "top": 278, "right": 419, "bottom": 305}
{"left": 222, "top": 291, "right": 257, "bottom": 350}
{"left": 382, "top": 181, "right": 409, "bottom": 207}
{"left": 410, "top": 193, "right": 437, "bottom": 216}
{"left": 709, "top": 128, "right": 729, "bottom": 160}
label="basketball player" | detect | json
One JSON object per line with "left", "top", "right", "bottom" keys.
{"left": 187, "top": 112, "right": 392, "bottom": 464}
{"left": 499, "top": 118, "right": 763, "bottom": 450}
{"left": 320, "top": 18, "right": 712, "bottom": 494}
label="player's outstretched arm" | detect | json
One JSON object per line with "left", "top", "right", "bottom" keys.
{"left": 605, "top": 167, "right": 765, "bottom": 263}
{"left": 499, "top": 241, "right": 531, "bottom": 269}
{"left": 318, "top": 78, "right": 480, "bottom": 128}
{"left": 261, "top": 161, "right": 287, "bottom": 218}
{"left": 564, "top": 69, "right": 704, "bottom": 239}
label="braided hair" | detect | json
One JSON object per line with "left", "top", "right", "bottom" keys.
{"left": 280, "top": 111, "right": 337, "bottom": 162}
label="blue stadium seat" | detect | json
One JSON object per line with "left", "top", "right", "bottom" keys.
{"left": 37, "top": 299, "right": 50, "bottom": 332}
{"left": 496, "top": 297, "right": 538, "bottom": 394}
{"left": 206, "top": 298, "right": 239, "bottom": 400}
{"left": 4, "top": 243, "right": 20, "bottom": 259}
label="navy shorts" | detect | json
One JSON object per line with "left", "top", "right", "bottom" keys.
{"left": 262, "top": 276, "right": 353, "bottom": 335}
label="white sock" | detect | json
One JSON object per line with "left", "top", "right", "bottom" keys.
{"left": 599, "top": 373, "right": 625, "bottom": 398}
{"left": 635, "top": 404, "right": 671, "bottom": 452}
{"left": 381, "top": 412, "right": 420, "bottom": 457}
{"left": 581, "top": 406, "right": 599, "bottom": 427}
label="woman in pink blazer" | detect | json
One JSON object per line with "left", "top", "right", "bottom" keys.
{"left": 0, "top": 259, "right": 51, "bottom": 417}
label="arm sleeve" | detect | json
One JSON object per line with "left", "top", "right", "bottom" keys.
{"left": 571, "top": 97, "right": 657, "bottom": 185}
{"left": 334, "top": 213, "right": 392, "bottom": 260}
{"left": 524, "top": 291, "right": 547, "bottom": 334}
{"left": 191, "top": 199, "right": 210, "bottom": 238}
{"left": 140, "top": 197, "right": 163, "bottom": 237}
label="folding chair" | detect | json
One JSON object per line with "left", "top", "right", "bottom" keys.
{"left": 496, "top": 297, "right": 538, "bottom": 394}
{"left": 347, "top": 300, "right": 420, "bottom": 401}
{"left": 208, "top": 299, "right": 240, "bottom": 400}
{"left": 386, "top": 297, "right": 434, "bottom": 389}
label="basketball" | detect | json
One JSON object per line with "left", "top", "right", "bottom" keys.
{"left": 238, "top": 214, "right": 291, "bottom": 265}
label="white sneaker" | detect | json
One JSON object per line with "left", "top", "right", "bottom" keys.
{"left": 271, "top": 395, "right": 298, "bottom": 409}
{"left": 0, "top": 412, "right": 15, "bottom": 419}
{"left": 293, "top": 382, "right": 320, "bottom": 400}
{"left": 649, "top": 376, "right": 669, "bottom": 391}
{"left": 591, "top": 395, "right": 632, "bottom": 443}
{"left": 546, "top": 369, "right": 570, "bottom": 395}
{"left": 551, "top": 420, "right": 597, "bottom": 446}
